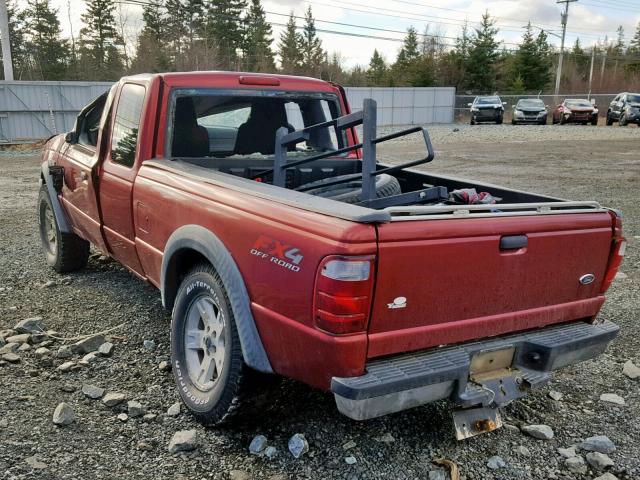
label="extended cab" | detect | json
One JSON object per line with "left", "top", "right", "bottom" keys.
{"left": 38, "top": 72, "right": 625, "bottom": 438}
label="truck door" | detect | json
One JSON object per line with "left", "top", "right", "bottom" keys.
{"left": 98, "top": 82, "right": 147, "bottom": 276}
{"left": 57, "top": 92, "right": 110, "bottom": 252}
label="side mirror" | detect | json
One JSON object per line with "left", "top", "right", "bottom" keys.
{"left": 65, "top": 131, "right": 78, "bottom": 144}
{"left": 502, "top": 102, "right": 507, "bottom": 105}
{"left": 467, "top": 103, "right": 473, "bottom": 107}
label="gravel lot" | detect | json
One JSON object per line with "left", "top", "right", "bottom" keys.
{"left": 1, "top": 124, "right": 639, "bottom": 480}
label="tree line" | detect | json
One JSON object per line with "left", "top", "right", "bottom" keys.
{"left": 4, "top": 0, "right": 640, "bottom": 93}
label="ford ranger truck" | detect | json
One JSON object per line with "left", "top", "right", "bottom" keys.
{"left": 37, "top": 72, "right": 625, "bottom": 438}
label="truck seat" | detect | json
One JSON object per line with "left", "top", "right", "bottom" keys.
{"left": 172, "top": 97, "right": 209, "bottom": 157}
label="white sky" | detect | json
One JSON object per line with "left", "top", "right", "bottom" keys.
{"left": 33, "top": 0, "right": 640, "bottom": 68}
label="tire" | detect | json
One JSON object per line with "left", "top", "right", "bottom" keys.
{"left": 470, "top": 117, "right": 475, "bottom": 125}
{"left": 606, "top": 112, "right": 614, "bottom": 126}
{"left": 560, "top": 116, "right": 566, "bottom": 125}
{"left": 539, "top": 118, "right": 547, "bottom": 126}
{"left": 171, "top": 263, "right": 246, "bottom": 425}
{"left": 619, "top": 114, "right": 628, "bottom": 126}
{"left": 591, "top": 118, "right": 598, "bottom": 126}
{"left": 511, "top": 119, "right": 517, "bottom": 125}
{"left": 496, "top": 116, "right": 503, "bottom": 125}
{"left": 38, "top": 185, "right": 89, "bottom": 273}
{"left": 297, "top": 173, "right": 401, "bottom": 204}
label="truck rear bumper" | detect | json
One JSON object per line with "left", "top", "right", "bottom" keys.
{"left": 331, "top": 320, "right": 619, "bottom": 420}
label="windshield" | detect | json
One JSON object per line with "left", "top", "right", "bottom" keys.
{"left": 168, "top": 90, "right": 344, "bottom": 158}
{"left": 475, "top": 97, "right": 501, "bottom": 105}
{"left": 627, "top": 94, "right": 640, "bottom": 103}
{"left": 565, "top": 99, "right": 592, "bottom": 108}
{"left": 517, "top": 99, "right": 544, "bottom": 108}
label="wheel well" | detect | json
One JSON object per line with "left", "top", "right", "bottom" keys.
{"left": 163, "top": 248, "right": 210, "bottom": 310}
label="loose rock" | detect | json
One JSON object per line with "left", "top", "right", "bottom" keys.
{"left": 142, "top": 413, "right": 157, "bottom": 422}
{"left": 57, "top": 361, "right": 75, "bottom": 372}
{"left": 229, "top": 470, "right": 250, "bottom": 480}
{"left": 0, "top": 343, "right": 19, "bottom": 355}
{"left": 342, "top": 440, "right": 357, "bottom": 450}
{"left": 622, "top": 360, "right": 640, "bottom": 379}
{"left": 102, "top": 392, "right": 126, "bottom": 407}
{"left": 264, "top": 446, "right": 277, "bottom": 459}
{"left": 548, "top": 390, "right": 563, "bottom": 401}
{"left": 249, "top": 434, "right": 268, "bottom": 455}
{"left": 516, "top": 445, "right": 531, "bottom": 456}
{"left": 97, "top": 342, "right": 114, "bottom": 357}
{"left": 374, "top": 432, "right": 396, "bottom": 443}
{"left": 288, "top": 433, "right": 309, "bottom": 459}
{"left": 2, "top": 352, "right": 20, "bottom": 363}
{"left": 127, "top": 400, "right": 145, "bottom": 418}
{"left": 5, "top": 333, "right": 30, "bottom": 344}
{"left": 487, "top": 456, "right": 506, "bottom": 470}
{"left": 25, "top": 455, "right": 47, "bottom": 470}
{"left": 56, "top": 346, "right": 73, "bottom": 359}
{"left": 52, "top": 402, "right": 74, "bottom": 426}
{"left": 117, "top": 413, "right": 128, "bottom": 422}
{"left": 82, "top": 384, "right": 105, "bottom": 400}
{"left": 565, "top": 456, "right": 587, "bottom": 474}
{"left": 521, "top": 424, "right": 554, "bottom": 440}
{"left": 143, "top": 339, "right": 155, "bottom": 351}
{"left": 345, "top": 455, "right": 357, "bottom": 465}
{"left": 14, "top": 317, "right": 45, "bottom": 334}
{"left": 581, "top": 435, "right": 616, "bottom": 454}
{"left": 599, "top": 393, "right": 625, "bottom": 405}
{"left": 558, "top": 446, "right": 577, "bottom": 458}
{"left": 428, "top": 471, "right": 446, "bottom": 480}
{"left": 81, "top": 352, "right": 99, "bottom": 364}
{"left": 167, "top": 402, "right": 181, "bottom": 416}
{"left": 168, "top": 429, "right": 198, "bottom": 453}
{"left": 34, "top": 347, "right": 51, "bottom": 357}
{"left": 593, "top": 474, "right": 619, "bottom": 480}
{"left": 73, "top": 334, "right": 105, "bottom": 354}
{"left": 158, "top": 360, "right": 171, "bottom": 371}
{"left": 17, "top": 343, "right": 31, "bottom": 352}
{"left": 586, "top": 452, "right": 614, "bottom": 470}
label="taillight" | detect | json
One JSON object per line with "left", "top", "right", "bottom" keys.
{"left": 600, "top": 238, "right": 626, "bottom": 293}
{"left": 314, "top": 256, "right": 375, "bottom": 335}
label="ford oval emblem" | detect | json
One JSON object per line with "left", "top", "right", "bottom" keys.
{"left": 579, "top": 274, "right": 595, "bottom": 285}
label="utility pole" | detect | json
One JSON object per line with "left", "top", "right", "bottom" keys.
{"left": 554, "top": 0, "right": 578, "bottom": 98}
{"left": 0, "top": 0, "right": 14, "bottom": 81}
{"left": 587, "top": 45, "right": 596, "bottom": 96}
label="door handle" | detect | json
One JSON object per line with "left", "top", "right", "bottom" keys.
{"left": 500, "top": 235, "right": 528, "bottom": 250}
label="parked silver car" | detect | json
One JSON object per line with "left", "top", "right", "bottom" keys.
{"left": 511, "top": 99, "right": 548, "bottom": 125}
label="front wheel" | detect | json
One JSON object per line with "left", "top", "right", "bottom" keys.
{"left": 171, "top": 264, "right": 246, "bottom": 425}
{"left": 606, "top": 112, "right": 614, "bottom": 126}
{"left": 619, "top": 114, "right": 628, "bottom": 126}
{"left": 38, "top": 185, "right": 89, "bottom": 273}
{"left": 496, "top": 116, "right": 503, "bottom": 125}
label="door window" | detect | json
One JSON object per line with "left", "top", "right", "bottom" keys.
{"left": 111, "top": 84, "right": 145, "bottom": 167}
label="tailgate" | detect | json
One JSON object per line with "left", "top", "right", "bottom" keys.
{"left": 367, "top": 212, "right": 613, "bottom": 358}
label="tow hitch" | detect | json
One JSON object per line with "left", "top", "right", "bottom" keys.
{"left": 452, "top": 346, "right": 549, "bottom": 440}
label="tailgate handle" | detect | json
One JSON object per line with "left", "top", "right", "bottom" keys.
{"left": 500, "top": 235, "right": 528, "bottom": 250}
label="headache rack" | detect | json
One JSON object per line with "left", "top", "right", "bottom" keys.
{"left": 253, "top": 98, "right": 449, "bottom": 209}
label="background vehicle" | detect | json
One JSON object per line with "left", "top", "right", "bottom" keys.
{"left": 606, "top": 92, "right": 640, "bottom": 126}
{"left": 468, "top": 95, "right": 506, "bottom": 124}
{"left": 37, "top": 72, "right": 624, "bottom": 437}
{"left": 511, "top": 98, "right": 548, "bottom": 125}
{"left": 552, "top": 99, "right": 598, "bottom": 125}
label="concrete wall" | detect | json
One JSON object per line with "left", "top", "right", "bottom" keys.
{"left": 0, "top": 81, "right": 456, "bottom": 143}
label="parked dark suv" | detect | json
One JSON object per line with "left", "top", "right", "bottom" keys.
{"left": 469, "top": 96, "right": 506, "bottom": 125}
{"left": 606, "top": 92, "right": 640, "bottom": 126}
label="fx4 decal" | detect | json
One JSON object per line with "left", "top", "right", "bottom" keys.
{"left": 250, "top": 235, "right": 304, "bottom": 272}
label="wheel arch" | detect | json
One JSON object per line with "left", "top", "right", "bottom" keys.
{"left": 161, "top": 225, "right": 272, "bottom": 373}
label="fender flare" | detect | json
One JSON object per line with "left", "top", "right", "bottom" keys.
{"left": 161, "top": 225, "right": 272, "bottom": 373}
{"left": 40, "top": 163, "right": 71, "bottom": 234}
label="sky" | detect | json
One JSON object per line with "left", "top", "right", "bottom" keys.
{"left": 41, "top": 0, "right": 640, "bottom": 68}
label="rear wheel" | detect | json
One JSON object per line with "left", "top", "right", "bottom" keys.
{"left": 606, "top": 112, "right": 614, "bottom": 126}
{"left": 38, "top": 185, "right": 89, "bottom": 273}
{"left": 171, "top": 264, "right": 246, "bottom": 425}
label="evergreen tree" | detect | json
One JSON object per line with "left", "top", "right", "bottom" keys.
{"left": 391, "top": 27, "right": 423, "bottom": 86}
{"left": 509, "top": 23, "right": 552, "bottom": 91}
{"left": 570, "top": 37, "right": 589, "bottom": 78}
{"left": 398, "top": 26, "right": 420, "bottom": 63}
{"left": 278, "top": 12, "right": 302, "bottom": 74}
{"left": 23, "top": 0, "right": 69, "bottom": 80}
{"left": 78, "top": 0, "right": 125, "bottom": 80}
{"left": 465, "top": 11, "right": 500, "bottom": 91}
{"left": 441, "top": 21, "right": 471, "bottom": 88}
{"left": 163, "top": 0, "right": 206, "bottom": 70}
{"left": 207, "top": 0, "right": 247, "bottom": 69}
{"left": 612, "top": 25, "right": 625, "bottom": 56}
{"left": 628, "top": 22, "right": 640, "bottom": 56}
{"left": 300, "top": 6, "right": 324, "bottom": 76}
{"left": 132, "top": 0, "right": 171, "bottom": 73}
{"left": 243, "top": 0, "right": 275, "bottom": 72}
{"left": 367, "top": 49, "right": 386, "bottom": 86}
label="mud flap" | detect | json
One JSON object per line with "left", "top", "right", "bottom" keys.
{"left": 452, "top": 406, "right": 503, "bottom": 440}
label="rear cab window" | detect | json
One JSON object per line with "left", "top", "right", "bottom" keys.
{"left": 111, "top": 83, "right": 146, "bottom": 168}
{"left": 167, "top": 90, "right": 345, "bottom": 159}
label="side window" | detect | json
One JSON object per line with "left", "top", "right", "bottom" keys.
{"left": 111, "top": 84, "right": 145, "bottom": 168}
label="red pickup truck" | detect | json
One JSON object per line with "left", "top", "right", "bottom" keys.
{"left": 37, "top": 72, "right": 625, "bottom": 438}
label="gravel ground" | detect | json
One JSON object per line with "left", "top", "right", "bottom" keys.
{"left": 1, "top": 124, "right": 639, "bottom": 480}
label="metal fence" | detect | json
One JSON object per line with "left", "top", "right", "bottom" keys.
{"left": 0, "top": 81, "right": 456, "bottom": 143}
{"left": 455, "top": 93, "right": 617, "bottom": 123}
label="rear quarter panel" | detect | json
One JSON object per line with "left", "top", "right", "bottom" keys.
{"left": 133, "top": 166, "right": 377, "bottom": 389}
